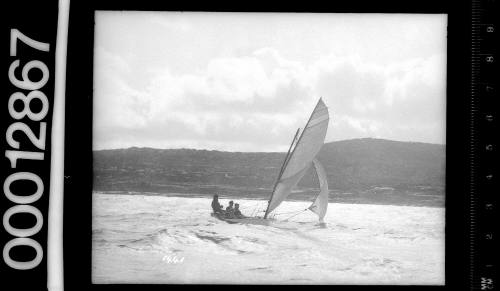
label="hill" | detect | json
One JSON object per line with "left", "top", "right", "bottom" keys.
{"left": 93, "top": 138, "right": 445, "bottom": 207}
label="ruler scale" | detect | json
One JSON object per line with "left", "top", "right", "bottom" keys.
{"left": 470, "top": 0, "right": 498, "bottom": 290}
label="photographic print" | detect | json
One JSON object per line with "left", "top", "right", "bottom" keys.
{"left": 92, "top": 12, "right": 446, "bottom": 284}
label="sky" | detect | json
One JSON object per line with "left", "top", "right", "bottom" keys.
{"left": 93, "top": 12, "right": 447, "bottom": 152}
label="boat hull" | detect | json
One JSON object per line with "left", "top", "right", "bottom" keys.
{"left": 210, "top": 213, "right": 270, "bottom": 225}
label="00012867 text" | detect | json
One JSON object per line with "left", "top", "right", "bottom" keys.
{"left": 3, "top": 29, "right": 51, "bottom": 270}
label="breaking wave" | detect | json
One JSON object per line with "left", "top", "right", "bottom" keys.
{"left": 92, "top": 194, "right": 444, "bottom": 284}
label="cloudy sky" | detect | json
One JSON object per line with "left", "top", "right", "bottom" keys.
{"left": 93, "top": 12, "right": 447, "bottom": 152}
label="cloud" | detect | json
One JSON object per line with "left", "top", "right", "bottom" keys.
{"left": 94, "top": 45, "right": 446, "bottom": 151}
{"left": 313, "top": 53, "right": 446, "bottom": 144}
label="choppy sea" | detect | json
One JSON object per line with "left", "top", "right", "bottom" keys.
{"left": 92, "top": 192, "right": 444, "bottom": 284}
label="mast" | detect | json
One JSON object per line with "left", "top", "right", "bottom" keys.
{"left": 264, "top": 98, "right": 324, "bottom": 219}
{"left": 264, "top": 128, "right": 300, "bottom": 219}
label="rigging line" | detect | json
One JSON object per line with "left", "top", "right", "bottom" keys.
{"left": 251, "top": 202, "right": 265, "bottom": 217}
{"left": 273, "top": 209, "right": 307, "bottom": 216}
{"left": 249, "top": 202, "right": 259, "bottom": 216}
{"left": 253, "top": 203, "right": 263, "bottom": 216}
{"left": 239, "top": 205, "right": 256, "bottom": 210}
{"left": 283, "top": 209, "right": 308, "bottom": 221}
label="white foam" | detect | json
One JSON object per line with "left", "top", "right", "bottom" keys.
{"left": 92, "top": 193, "right": 444, "bottom": 284}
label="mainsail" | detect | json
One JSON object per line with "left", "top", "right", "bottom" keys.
{"left": 264, "top": 98, "right": 329, "bottom": 219}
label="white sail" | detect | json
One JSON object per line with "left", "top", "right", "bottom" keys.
{"left": 266, "top": 98, "right": 329, "bottom": 216}
{"left": 308, "top": 158, "right": 329, "bottom": 222}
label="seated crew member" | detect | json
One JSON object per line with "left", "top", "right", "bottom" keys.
{"left": 211, "top": 194, "right": 224, "bottom": 214}
{"left": 225, "top": 201, "right": 235, "bottom": 218}
{"left": 233, "top": 203, "right": 245, "bottom": 218}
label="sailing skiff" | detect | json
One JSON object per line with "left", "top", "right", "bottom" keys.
{"left": 213, "top": 98, "right": 330, "bottom": 224}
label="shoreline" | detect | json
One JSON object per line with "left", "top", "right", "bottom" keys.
{"left": 92, "top": 190, "right": 444, "bottom": 208}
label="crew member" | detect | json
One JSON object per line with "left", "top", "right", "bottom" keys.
{"left": 225, "top": 201, "right": 235, "bottom": 218}
{"left": 211, "top": 194, "right": 224, "bottom": 214}
{"left": 234, "top": 203, "right": 245, "bottom": 218}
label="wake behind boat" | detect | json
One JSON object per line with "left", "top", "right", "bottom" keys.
{"left": 211, "top": 98, "right": 330, "bottom": 224}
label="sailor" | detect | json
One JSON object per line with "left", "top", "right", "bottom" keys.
{"left": 234, "top": 203, "right": 244, "bottom": 218}
{"left": 211, "top": 195, "right": 224, "bottom": 214}
{"left": 225, "top": 201, "right": 235, "bottom": 218}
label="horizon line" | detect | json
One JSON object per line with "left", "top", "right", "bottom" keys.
{"left": 94, "top": 137, "right": 446, "bottom": 153}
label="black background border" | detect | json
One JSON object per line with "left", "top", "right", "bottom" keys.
{"left": 64, "top": 0, "right": 472, "bottom": 290}
{"left": 2, "top": 0, "right": 58, "bottom": 289}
